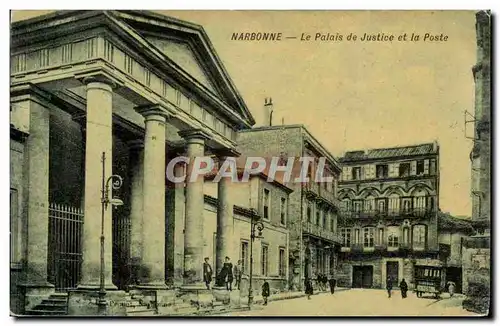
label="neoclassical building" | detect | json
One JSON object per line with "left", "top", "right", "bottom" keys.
{"left": 10, "top": 10, "right": 259, "bottom": 315}
{"left": 336, "top": 142, "right": 441, "bottom": 289}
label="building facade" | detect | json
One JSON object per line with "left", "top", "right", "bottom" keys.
{"left": 237, "top": 124, "right": 342, "bottom": 291}
{"left": 10, "top": 10, "right": 256, "bottom": 315}
{"left": 337, "top": 142, "right": 440, "bottom": 290}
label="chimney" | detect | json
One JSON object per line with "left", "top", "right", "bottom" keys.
{"left": 263, "top": 97, "right": 273, "bottom": 127}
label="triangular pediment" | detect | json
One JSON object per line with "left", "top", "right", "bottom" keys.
{"left": 145, "top": 35, "right": 220, "bottom": 96}
{"left": 110, "top": 10, "right": 255, "bottom": 127}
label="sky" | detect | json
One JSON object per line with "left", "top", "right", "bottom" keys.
{"left": 11, "top": 10, "right": 477, "bottom": 217}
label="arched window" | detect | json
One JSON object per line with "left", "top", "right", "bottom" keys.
{"left": 388, "top": 193, "right": 400, "bottom": 215}
{"left": 341, "top": 198, "right": 351, "bottom": 212}
{"left": 364, "top": 195, "right": 375, "bottom": 213}
{"left": 413, "top": 189, "right": 427, "bottom": 215}
{"left": 413, "top": 225, "right": 426, "bottom": 250}
{"left": 387, "top": 226, "right": 400, "bottom": 248}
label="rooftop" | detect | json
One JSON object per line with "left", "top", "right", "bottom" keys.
{"left": 340, "top": 142, "right": 438, "bottom": 162}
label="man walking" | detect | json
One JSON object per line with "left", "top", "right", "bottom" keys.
{"left": 386, "top": 276, "right": 393, "bottom": 298}
{"left": 328, "top": 276, "right": 337, "bottom": 294}
{"left": 203, "top": 257, "right": 213, "bottom": 290}
{"left": 399, "top": 278, "right": 408, "bottom": 298}
{"left": 233, "top": 260, "right": 242, "bottom": 290}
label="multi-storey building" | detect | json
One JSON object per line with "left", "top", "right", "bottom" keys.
{"left": 237, "top": 123, "right": 342, "bottom": 291}
{"left": 337, "top": 142, "right": 440, "bottom": 290}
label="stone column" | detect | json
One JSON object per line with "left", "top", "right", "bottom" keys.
{"left": 214, "top": 150, "right": 240, "bottom": 277}
{"left": 21, "top": 95, "right": 55, "bottom": 307}
{"left": 178, "top": 129, "right": 210, "bottom": 287}
{"left": 78, "top": 77, "right": 116, "bottom": 290}
{"left": 127, "top": 140, "right": 144, "bottom": 286}
{"left": 135, "top": 105, "right": 170, "bottom": 289}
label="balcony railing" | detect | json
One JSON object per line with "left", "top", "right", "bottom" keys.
{"left": 341, "top": 242, "right": 422, "bottom": 253}
{"left": 303, "top": 182, "right": 340, "bottom": 208}
{"left": 302, "top": 221, "right": 342, "bottom": 244}
{"left": 340, "top": 206, "right": 436, "bottom": 219}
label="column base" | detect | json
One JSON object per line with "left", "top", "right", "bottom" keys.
{"left": 77, "top": 282, "right": 118, "bottom": 291}
{"left": 135, "top": 282, "right": 169, "bottom": 290}
{"left": 67, "top": 290, "right": 128, "bottom": 316}
{"left": 179, "top": 284, "right": 214, "bottom": 308}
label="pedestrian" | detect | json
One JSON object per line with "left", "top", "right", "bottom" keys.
{"left": 448, "top": 282, "right": 456, "bottom": 298}
{"left": 323, "top": 274, "right": 328, "bottom": 291}
{"left": 328, "top": 276, "right": 337, "bottom": 294}
{"left": 386, "top": 276, "right": 393, "bottom": 298}
{"left": 399, "top": 278, "right": 408, "bottom": 298}
{"left": 305, "top": 278, "right": 314, "bottom": 300}
{"left": 203, "top": 257, "right": 213, "bottom": 290}
{"left": 222, "top": 256, "right": 234, "bottom": 291}
{"left": 262, "top": 280, "right": 270, "bottom": 306}
{"left": 233, "top": 260, "right": 242, "bottom": 290}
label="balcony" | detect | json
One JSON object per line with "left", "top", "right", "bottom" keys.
{"left": 303, "top": 182, "right": 340, "bottom": 208}
{"left": 340, "top": 206, "right": 436, "bottom": 220}
{"left": 302, "top": 221, "right": 342, "bottom": 244}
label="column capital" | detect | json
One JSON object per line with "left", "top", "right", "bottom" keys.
{"left": 178, "top": 128, "right": 211, "bottom": 142}
{"left": 76, "top": 70, "right": 124, "bottom": 89}
{"left": 135, "top": 104, "right": 172, "bottom": 123}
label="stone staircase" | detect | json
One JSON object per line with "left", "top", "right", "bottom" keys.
{"left": 123, "top": 292, "right": 157, "bottom": 316}
{"left": 25, "top": 293, "right": 68, "bottom": 316}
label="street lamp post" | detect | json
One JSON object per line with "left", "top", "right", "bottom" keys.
{"left": 248, "top": 210, "right": 264, "bottom": 308}
{"left": 97, "top": 151, "right": 124, "bottom": 315}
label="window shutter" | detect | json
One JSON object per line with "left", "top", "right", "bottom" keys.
{"left": 424, "top": 159, "right": 430, "bottom": 175}
{"left": 410, "top": 161, "right": 417, "bottom": 175}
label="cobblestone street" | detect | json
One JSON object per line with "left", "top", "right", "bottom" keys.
{"left": 226, "top": 289, "right": 481, "bottom": 317}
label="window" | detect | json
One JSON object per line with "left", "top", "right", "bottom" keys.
{"left": 388, "top": 194, "right": 400, "bottom": 215}
{"left": 402, "top": 198, "right": 412, "bottom": 213}
{"left": 307, "top": 204, "right": 312, "bottom": 223}
{"left": 280, "top": 198, "right": 287, "bottom": 225}
{"left": 413, "top": 225, "right": 426, "bottom": 249}
{"left": 416, "top": 160, "right": 425, "bottom": 175}
{"left": 261, "top": 244, "right": 269, "bottom": 276}
{"left": 364, "top": 197, "right": 375, "bottom": 213}
{"left": 330, "top": 215, "right": 335, "bottom": 232}
{"left": 10, "top": 189, "right": 20, "bottom": 264}
{"left": 363, "top": 228, "right": 375, "bottom": 247}
{"left": 353, "top": 200, "right": 362, "bottom": 213}
{"left": 279, "top": 248, "right": 286, "bottom": 277}
{"left": 376, "top": 164, "right": 389, "bottom": 178}
{"left": 263, "top": 189, "right": 270, "bottom": 220}
{"left": 352, "top": 167, "right": 361, "bottom": 180}
{"left": 341, "top": 228, "right": 351, "bottom": 247}
{"left": 387, "top": 226, "right": 400, "bottom": 247}
{"left": 316, "top": 205, "right": 321, "bottom": 225}
{"left": 399, "top": 163, "right": 411, "bottom": 177}
{"left": 241, "top": 241, "right": 249, "bottom": 274}
{"left": 322, "top": 209, "right": 327, "bottom": 228}
{"left": 376, "top": 199, "right": 387, "bottom": 214}
{"left": 342, "top": 199, "right": 351, "bottom": 212}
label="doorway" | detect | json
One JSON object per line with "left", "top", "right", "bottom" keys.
{"left": 446, "top": 267, "right": 463, "bottom": 293}
{"left": 352, "top": 266, "right": 373, "bottom": 288}
{"left": 386, "top": 261, "right": 399, "bottom": 286}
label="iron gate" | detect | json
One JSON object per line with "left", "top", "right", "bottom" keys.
{"left": 48, "top": 203, "right": 83, "bottom": 292}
